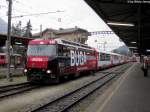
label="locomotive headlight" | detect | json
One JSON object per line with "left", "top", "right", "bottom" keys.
{"left": 24, "top": 69, "right": 27, "bottom": 73}
{"left": 46, "top": 70, "right": 51, "bottom": 74}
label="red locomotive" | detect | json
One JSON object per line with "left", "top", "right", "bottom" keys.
{"left": 24, "top": 39, "right": 129, "bottom": 83}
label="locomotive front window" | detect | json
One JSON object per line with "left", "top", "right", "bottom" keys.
{"left": 27, "top": 45, "right": 56, "bottom": 56}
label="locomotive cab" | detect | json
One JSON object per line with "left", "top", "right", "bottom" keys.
{"left": 25, "top": 39, "right": 59, "bottom": 83}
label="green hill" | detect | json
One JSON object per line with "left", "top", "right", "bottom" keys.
{"left": 113, "top": 45, "right": 132, "bottom": 56}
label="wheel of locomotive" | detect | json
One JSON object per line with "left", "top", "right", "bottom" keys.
{"left": 74, "top": 72, "right": 80, "bottom": 78}
{"left": 53, "top": 76, "right": 60, "bottom": 83}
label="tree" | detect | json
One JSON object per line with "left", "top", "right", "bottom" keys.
{"left": 11, "top": 20, "right": 32, "bottom": 37}
{"left": 11, "top": 21, "right": 23, "bottom": 36}
{"left": 23, "top": 20, "right": 32, "bottom": 38}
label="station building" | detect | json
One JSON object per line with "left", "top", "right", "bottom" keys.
{"left": 0, "top": 33, "right": 33, "bottom": 67}
{"left": 33, "top": 26, "right": 90, "bottom": 44}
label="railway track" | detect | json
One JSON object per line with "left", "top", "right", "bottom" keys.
{"left": 0, "top": 82, "right": 39, "bottom": 99}
{"left": 0, "top": 64, "right": 130, "bottom": 100}
{"left": 26, "top": 63, "right": 131, "bottom": 112}
{"left": 100, "top": 63, "right": 131, "bottom": 74}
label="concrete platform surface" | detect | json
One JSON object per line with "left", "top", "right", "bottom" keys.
{"left": 85, "top": 63, "right": 150, "bottom": 112}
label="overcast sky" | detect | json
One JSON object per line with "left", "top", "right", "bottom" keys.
{"left": 0, "top": 0, "right": 124, "bottom": 51}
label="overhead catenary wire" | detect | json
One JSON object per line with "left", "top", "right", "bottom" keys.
{"left": 0, "top": 5, "right": 8, "bottom": 9}
{"left": 0, "top": 2, "right": 29, "bottom": 16}
{"left": 0, "top": 3, "right": 63, "bottom": 18}
{"left": 2, "top": 0, "right": 66, "bottom": 28}
{"left": 13, "top": 0, "right": 64, "bottom": 17}
{"left": 12, "top": 10, "right": 64, "bottom": 18}
{"left": 13, "top": 0, "right": 39, "bottom": 12}
{"left": 12, "top": 0, "right": 55, "bottom": 18}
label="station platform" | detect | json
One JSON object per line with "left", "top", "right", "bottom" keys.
{"left": 85, "top": 62, "right": 150, "bottom": 112}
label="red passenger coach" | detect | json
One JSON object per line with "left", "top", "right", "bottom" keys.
{"left": 0, "top": 53, "right": 22, "bottom": 67}
{"left": 25, "top": 39, "right": 97, "bottom": 83}
{"left": 0, "top": 53, "right": 6, "bottom": 66}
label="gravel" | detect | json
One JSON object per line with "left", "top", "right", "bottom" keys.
{"left": 66, "top": 63, "right": 132, "bottom": 112}
{"left": 0, "top": 63, "right": 131, "bottom": 112}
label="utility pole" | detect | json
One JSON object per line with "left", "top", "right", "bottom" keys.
{"left": 6, "top": 0, "right": 12, "bottom": 81}
{"left": 40, "top": 24, "right": 42, "bottom": 38}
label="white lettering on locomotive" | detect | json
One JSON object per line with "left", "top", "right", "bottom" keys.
{"left": 70, "top": 50, "right": 86, "bottom": 66}
{"left": 32, "top": 58, "right": 43, "bottom": 61}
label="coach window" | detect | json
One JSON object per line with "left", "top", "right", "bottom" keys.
{"left": 58, "top": 45, "right": 63, "bottom": 56}
{"left": 105, "top": 54, "right": 110, "bottom": 61}
{"left": 99, "top": 54, "right": 101, "bottom": 61}
{"left": 1, "top": 56, "right": 4, "bottom": 59}
{"left": 65, "top": 46, "right": 71, "bottom": 57}
{"left": 60, "top": 46, "right": 70, "bottom": 57}
{"left": 86, "top": 50, "right": 92, "bottom": 60}
{"left": 100, "top": 53, "right": 105, "bottom": 61}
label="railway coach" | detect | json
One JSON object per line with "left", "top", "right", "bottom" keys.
{"left": 24, "top": 39, "right": 97, "bottom": 83}
{"left": 0, "top": 53, "right": 22, "bottom": 67}
{"left": 0, "top": 53, "right": 6, "bottom": 66}
{"left": 95, "top": 51, "right": 127, "bottom": 70}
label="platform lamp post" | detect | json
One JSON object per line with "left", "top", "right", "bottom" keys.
{"left": 6, "top": 0, "right": 13, "bottom": 81}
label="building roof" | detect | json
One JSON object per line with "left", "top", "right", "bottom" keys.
{"left": 33, "top": 28, "right": 57, "bottom": 37}
{"left": 56, "top": 27, "right": 89, "bottom": 34}
{"left": 33, "top": 27, "right": 90, "bottom": 37}
{"left": 0, "top": 33, "right": 34, "bottom": 40}
{"left": 0, "top": 33, "right": 33, "bottom": 46}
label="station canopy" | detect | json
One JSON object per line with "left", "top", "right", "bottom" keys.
{"left": 85, "top": 0, "right": 150, "bottom": 56}
{"left": 0, "top": 33, "right": 32, "bottom": 47}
